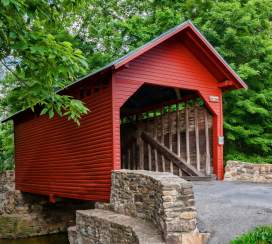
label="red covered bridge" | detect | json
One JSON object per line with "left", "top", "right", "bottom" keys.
{"left": 3, "top": 21, "right": 247, "bottom": 202}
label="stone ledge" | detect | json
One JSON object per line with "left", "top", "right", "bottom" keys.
{"left": 224, "top": 160, "right": 272, "bottom": 183}
{"left": 76, "top": 209, "right": 165, "bottom": 244}
{"left": 113, "top": 170, "right": 192, "bottom": 188}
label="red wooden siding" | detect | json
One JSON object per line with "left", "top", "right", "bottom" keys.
{"left": 8, "top": 21, "right": 246, "bottom": 202}
{"left": 14, "top": 79, "right": 113, "bottom": 201}
{"left": 113, "top": 37, "right": 224, "bottom": 179}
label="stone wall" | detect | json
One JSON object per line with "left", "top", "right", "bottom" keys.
{"left": 75, "top": 209, "right": 164, "bottom": 244}
{"left": 224, "top": 161, "right": 272, "bottom": 183}
{"left": 111, "top": 170, "right": 197, "bottom": 243}
{"left": 0, "top": 170, "right": 94, "bottom": 239}
{"left": 69, "top": 170, "right": 209, "bottom": 244}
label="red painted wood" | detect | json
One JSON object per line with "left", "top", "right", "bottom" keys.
{"left": 14, "top": 79, "right": 113, "bottom": 202}
{"left": 13, "top": 25, "right": 241, "bottom": 202}
{"left": 112, "top": 37, "right": 224, "bottom": 179}
{"left": 113, "top": 22, "right": 247, "bottom": 89}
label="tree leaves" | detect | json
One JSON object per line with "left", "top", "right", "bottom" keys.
{"left": 0, "top": 0, "right": 89, "bottom": 123}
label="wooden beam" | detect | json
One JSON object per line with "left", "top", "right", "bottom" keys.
{"left": 136, "top": 128, "right": 143, "bottom": 170}
{"left": 218, "top": 80, "right": 235, "bottom": 88}
{"left": 154, "top": 115, "right": 159, "bottom": 171}
{"left": 128, "top": 148, "right": 131, "bottom": 170}
{"left": 148, "top": 143, "right": 152, "bottom": 170}
{"left": 176, "top": 104, "right": 182, "bottom": 176}
{"left": 140, "top": 139, "right": 144, "bottom": 170}
{"left": 133, "top": 141, "right": 136, "bottom": 170}
{"left": 185, "top": 104, "right": 190, "bottom": 165}
{"left": 168, "top": 107, "right": 174, "bottom": 173}
{"left": 121, "top": 95, "right": 196, "bottom": 117}
{"left": 195, "top": 107, "right": 200, "bottom": 171}
{"left": 141, "top": 132, "right": 203, "bottom": 176}
{"left": 204, "top": 110, "right": 211, "bottom": 175}
{"left": 147, "top": 123, "right": 152, "bottom": 170}
{"left": 161, "top": 107, "right": 166, "bottom": 172}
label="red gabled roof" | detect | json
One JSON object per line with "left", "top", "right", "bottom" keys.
{"left": 2, "top": 20, "right": 246, "bottom": 122}
{"left": 55, "top": 20, "right": 247, "bottom": 91}
{"left": 113, "top": 20, "right": 247, "bottom": 89}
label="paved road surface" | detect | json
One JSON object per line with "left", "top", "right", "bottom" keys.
{"left": 193, "top": 181, "right": 272, "bottom": 244}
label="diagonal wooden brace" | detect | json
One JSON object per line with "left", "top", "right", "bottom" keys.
{"left": 141, "top": 131, "right": 203, "bottom": 177}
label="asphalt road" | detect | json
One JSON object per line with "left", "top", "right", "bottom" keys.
{"left": 193, "top": 181, "right": 272, "bottom": 244}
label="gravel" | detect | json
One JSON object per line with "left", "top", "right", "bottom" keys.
{"left": 193, "top": 181, "right": 272, "bottom": 244}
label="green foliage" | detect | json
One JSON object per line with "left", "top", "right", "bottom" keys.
{"left": 0, "top": 0, "right": 89, "bottom": 123}
{"left": 0, "top": 0, "right": 90, "bottom": 170}
{"left": 231, "top": 225, "right": 272, "bottom": 244}
{"left": 0, "top": 122, "right": 14, "bottom": 172}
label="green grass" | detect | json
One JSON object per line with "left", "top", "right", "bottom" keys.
{"left": 231, "top": 225, "right": 272, "bottom": 244}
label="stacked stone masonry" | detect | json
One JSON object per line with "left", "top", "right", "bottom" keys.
{"left": 75, "top": 209, "right": 164, "bottom": 244}
{"left": 0, "top": 170, "right": 93, "bottom": 239}
{"left": 224, "top": 161, "right": 272, "bottom": 183}
{"left": 69, "top": 170, "right": 209, "bottom": 244}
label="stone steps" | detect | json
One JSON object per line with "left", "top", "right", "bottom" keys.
{"left": 71, "top": 209, "right": 165, "bottom": 244}
{"left": 68, "top": 170, "right": 210, "bottom": 244}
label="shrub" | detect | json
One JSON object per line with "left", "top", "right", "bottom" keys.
{"left": 231, "top": 225, "right": 272, "bottom": 244}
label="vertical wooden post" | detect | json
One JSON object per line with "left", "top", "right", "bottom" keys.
{"left": 140, "top": 140, "right": 144, "bottom": 170}
{"left": 127, "top": 148, "right": 131, "bottom": 170}
{"left": 133, "top": 141, "right": 137, "bottom": 170}
{"left": 213, "top": 97, "right": 224, "bottom": 180}
{"left": 148, "top": 144, "right": 152, "bottom": 171}
{"left": 161, "top": 107, "right": 166, "bottom": 172}
{"left": 137, "top": 124, "right": 144, "bottom": 170}
{"left": 176, "top": 103, "right": 182, "bottom": 176}
{"left": 131, "top": 142, "right": 134, "bottom": 170}
{"left": 140, "top": 122, "right": 145, "bottom": 170}
{"left": 154, "top": 113, "right": 159, "bottom": 171}
{"left": 198, "top": 90, "right": 224, "bottom": 180}
{"left": 168, "top": 106, "right": 174, "bottom": 173}
{"left": 204, "top": 110, "right": 211, "bottom": 175}
{"left": 185, "top": 104, "right": 190, "bottom": 165}
{"left": 195, "top": 106, "right": 200, "bottom": 171}
{"left": 147, "top": 121, "right": 152, "bottom": 171}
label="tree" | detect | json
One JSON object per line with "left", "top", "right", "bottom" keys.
{"left": 0, "top": 0, "right": 89, "bottom": 124}
{"left": 0, "top": 0, "right": 90, "bottom": 170}
{"left": 190, "top": 0, "right": 272, "bottom": 162}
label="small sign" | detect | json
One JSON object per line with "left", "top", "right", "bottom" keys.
{"left": 209, "top": 95, "right": 219, "bottom": 103}
{"left": 218, "top": 136, "right": 224, "bottom": 145}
